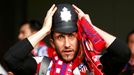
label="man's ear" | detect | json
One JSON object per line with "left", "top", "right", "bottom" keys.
{"left": 50, "top": 39, "right": 55, "bottom": 49}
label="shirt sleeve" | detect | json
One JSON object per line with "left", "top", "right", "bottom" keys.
{"left": 100, "top": 38, "right": 131, "bottom": 75}
{"left": 4, "top": 38, "right": 37, "bottom": 75}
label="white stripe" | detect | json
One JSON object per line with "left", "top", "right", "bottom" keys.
{"left": 33, "top": 56, "right": 43, "bottom": 64}
{"left": 46, "top": 61, "right": 53, "bottom": 75}
{"left": 73, "top": 67, "right": 80, "bottom": 75}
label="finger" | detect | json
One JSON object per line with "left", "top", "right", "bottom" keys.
{"left": 72, "top": 4, "right": 84, "bottom": 14}
{"left": 73, "top": 8, "right": 79, "bottom": 14}
{"left": 72, "top": 4, "right": 79, "bottom": 13}
{"left": 49, "top": 4, "right": 55, "bottom": 12}
{"left": 50, "top": 7, "right": 57, "bottom": 16}
{"left": 47, "top": 4, "right": 55, "bottom": 15}
{"left": 72, "top": 5, "right": 79, "bottom": 14}
{"left": 45, "top": 4, "right": 56, "bottom": 19}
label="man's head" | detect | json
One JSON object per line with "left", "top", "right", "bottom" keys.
{"left": 18, "top": 20, "right": 42, "bottom": 40}
{"left": 50, "top": 4, "right": 79, "bottom": 62}
{"left": 127, "top": 30, "right": 134, "bottom": 55}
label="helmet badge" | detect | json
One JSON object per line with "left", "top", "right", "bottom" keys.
{"left": 60, "top": 7, "right": 72, "bottom": 22}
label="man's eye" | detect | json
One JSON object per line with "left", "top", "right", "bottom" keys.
{"left": 57, "top": 35, "right": 64, "bottom": 40}
{"left": 68, "top": 34, "right": 75, "bottom": 38}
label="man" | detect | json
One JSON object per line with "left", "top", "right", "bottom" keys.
{"left": 18, "top": 20, "right": 42, "bottom": 40}
{"left": 120, "top": 30, "right": 134, "bottom": 75}
{"left": 127, "top": 30, "right": 134, "bottom": 66}
{"left": 4, "top": 4, "right": 130, "bottom": 75}
{"left": 18, "top": 20, "right": 52, "bottom": 57}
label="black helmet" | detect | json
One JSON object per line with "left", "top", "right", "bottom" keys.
{"left": 52, "top": 4, "right": 78, "bottom": 33}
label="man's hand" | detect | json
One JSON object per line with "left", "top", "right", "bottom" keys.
{"left": 42, "top": 4, "right": 57, "bottom": 34}
{"left": 28, "top": 4, "right": 57, "bottom": 47}
{"left": 72, "top": 4, "right": 93, "bottom": 25}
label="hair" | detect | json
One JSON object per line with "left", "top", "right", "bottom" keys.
{"left": 20, "top": 20, "right": 42, "bottom": 32}
{"left": 126, "top": 30, "right": 134, "bottom": 43}
{"left": 50, "top": 31, "right": 54, "bottom": 40}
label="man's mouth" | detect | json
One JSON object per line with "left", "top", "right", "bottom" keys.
{"left": 62, "top": 50, "right": 74, "bottom": 55}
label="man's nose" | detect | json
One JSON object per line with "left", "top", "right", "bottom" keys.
{"left": 65, "top": 37, "right": 71, "bottom": 48}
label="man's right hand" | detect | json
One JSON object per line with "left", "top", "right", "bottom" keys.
{"left": 42, "top": 4, "right": 57, "bottom": 34}
{"left": 28, "top": 4, "right": 57, "bottom": 47}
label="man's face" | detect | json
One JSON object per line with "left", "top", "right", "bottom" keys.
{"left": 128, "top": 33, "right": 134, "bottom": 54}
{"left": 18, "top": 24, "right": 32, "bottom": 40}
{"left": 51, "top": 32, "right": 79, "bottom": 62}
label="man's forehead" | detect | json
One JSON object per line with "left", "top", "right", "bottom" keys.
{"left": 53, "top": 32, "right": 77, "bottom": 35}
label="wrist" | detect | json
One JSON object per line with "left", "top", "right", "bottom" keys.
{"left": 40, "top": 27, "right": 50, "bottom": 36}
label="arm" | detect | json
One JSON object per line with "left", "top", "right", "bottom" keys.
{"left": 92, "top": 25, "right": 116, "bottom": 48}
{"left": 73, "top": 5, "right": 116, "bottom": 48}
{"left": 100, "top": 38, "right": 130, "bottom": 75}
{"left": 73, "top": 5, "right": 130, "bottom": 75}
{"left": 4, "top": 39, "right": 37, "bottom": 75}
{"left": 28, "top": 4, "right": 57, "bottom": 47}
{"left": 4, "top": 4, "right": 57, "bottom": 75}
{"left": 73, "top": 4, "right": 116, "bottom": 48}
{"left": 85, "top": 16, "right": 130, "bottom": 74}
